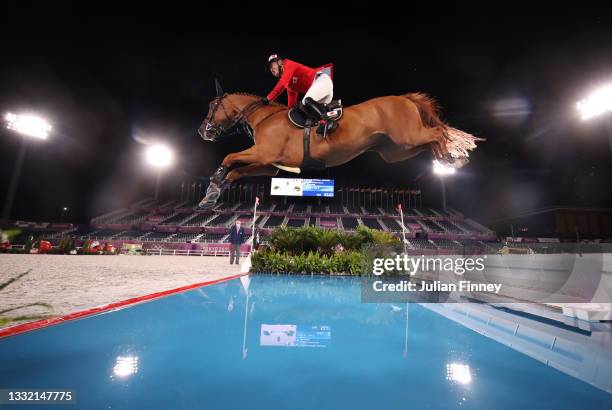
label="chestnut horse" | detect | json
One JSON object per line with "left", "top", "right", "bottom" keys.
{"left": 197, "top": 82, "right": 482, "bottom": 209}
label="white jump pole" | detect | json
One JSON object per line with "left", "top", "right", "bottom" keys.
{"left": 398, "top": 203, "right": 407, "bottom": 254}
{"left": 251, "top": 196, "right": 259, "bottom": 254}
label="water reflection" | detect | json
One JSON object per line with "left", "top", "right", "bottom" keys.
{"left": 446, "top": 363, "right": 472, "bottom": 385}
{"left": 113, "top": 356, "right": 139, "bottom": 378}
{"left": 244, "top": 274, "right": 611, "bottom": 395}
{"left": 425, "top": 303, "right": 612, "bottom": 394}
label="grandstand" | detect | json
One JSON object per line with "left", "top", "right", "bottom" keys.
{"left": 3, "top": 182, "right": 503, "bottom": 253}
{"left": 286, "top": 219, "right": 307, "bottom": 228}
{"left": 341, "top": 217, "right": 359, "bottom": 231}
{"left": 264, "top": 215, "right": 285, "bottom": 228}
{"left": 196, "top": 232, "right": 226, "bottom": 243}
{"left": 361, "top": 218, "right": 383, "bottom": 230}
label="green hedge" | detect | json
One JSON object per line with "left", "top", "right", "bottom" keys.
{"left": 251, "top": 248, "right": 365, "bottom": 275}
{"left": 267, "top": 225, "right": 398, "bottom": 255}
{"left": 251, "top": 226, "right": 399, "bottom": 275}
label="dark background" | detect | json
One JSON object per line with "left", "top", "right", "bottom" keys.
{"left": 1, "top": 8, "right": 611, "bottom": 225}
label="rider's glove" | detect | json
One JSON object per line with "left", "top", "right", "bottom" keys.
{"left": 261, "top": 97, "right": 270, "bottom": 105}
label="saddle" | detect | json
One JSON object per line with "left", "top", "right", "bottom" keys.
{"left": 288, "top": 100, "right": 343, "bottom": 136}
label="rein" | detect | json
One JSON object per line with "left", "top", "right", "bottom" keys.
{"left": 205, "top": 94, "right": 285, "bottom": 140}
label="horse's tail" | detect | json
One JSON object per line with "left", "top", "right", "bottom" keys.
{"left": 403, "top": 92, "right": 485, "bottom": 159}
{"left": 402, "top": 92, "right": 445, "bottom": 128}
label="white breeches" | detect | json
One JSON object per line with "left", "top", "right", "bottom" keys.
{"left": 303, "top": 73, "right": 333, "bottom": 104}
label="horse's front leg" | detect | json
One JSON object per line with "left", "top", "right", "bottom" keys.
{"left": 226, "top": 163, "right": 279, "bottom": 182}
{"left": 198, "top": 147, "right": 260, "bottom": 209}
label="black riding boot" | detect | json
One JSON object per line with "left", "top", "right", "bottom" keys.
{"left": 303, "top": 97, "right": 327, "bottom": 120}
{"left": 298, "top": 101, "right": 319, "bottom": 125}
{"left": 304, "top": 97, "right": 340, "bottom": 137}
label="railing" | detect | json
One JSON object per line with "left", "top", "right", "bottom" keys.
{"left": 141, "top": 248, "right": 250, "bottom": 257}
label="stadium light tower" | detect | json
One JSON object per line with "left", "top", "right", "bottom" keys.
{"left": 433, "top": 160, "right": 456, "bottom": 210}
{"left": 145, "top": 144, "right": 174, "bottom": 199}
{"left": 60, "top": 207, "right": 69, "bottom": 222}
{"left": 576, "top": 84, "right": 612, "bottom": 120}
{"left": 2, "top": 112, "right": 52, "bottom": 219}
{"left": 576, "top": 83, "right": 612, "bottom": 153}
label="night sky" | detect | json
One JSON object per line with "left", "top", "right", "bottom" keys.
{"left": 1, "top": 9, "right": 611, "bottom": 225}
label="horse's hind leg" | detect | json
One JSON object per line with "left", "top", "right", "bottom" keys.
{"left": 375, "top": 140, "right": 429, "bottom": 163}
{"left": 385, "top": 99, "right": 449, "bottom": 159}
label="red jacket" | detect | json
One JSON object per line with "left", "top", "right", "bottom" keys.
{"left": 267, "top": 59, "right": 333, "bottom": 107}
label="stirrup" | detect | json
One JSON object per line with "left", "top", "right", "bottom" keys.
{"left": 316, "top": 120, "right": 338, "bottom": 138}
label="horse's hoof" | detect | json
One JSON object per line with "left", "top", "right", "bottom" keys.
{"left": 198, "top": 183, "right": 222, "bottom": 209}
{"left": 452, "top": 158, "right": 469, "bottom": 168}
{"left": 197, "top": 200, "right": 217, "bottom": 210}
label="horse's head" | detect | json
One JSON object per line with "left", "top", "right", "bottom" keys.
{"left": 198, "top": 79, "right": 241, "bottom": 142}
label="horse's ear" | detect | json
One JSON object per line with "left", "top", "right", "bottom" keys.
{"left": 214, "top": 78, "right": 224, "bottom": 97}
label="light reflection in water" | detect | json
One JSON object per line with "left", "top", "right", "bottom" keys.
{"left": 113, "top": 356, "right": 139, "bottom": 378}
{"left": 446, "top": 362, "right": 472, "bottom": 385}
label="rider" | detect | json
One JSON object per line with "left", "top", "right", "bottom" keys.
{"left": 262, "top": 54, "right": 338, "bottom": 133}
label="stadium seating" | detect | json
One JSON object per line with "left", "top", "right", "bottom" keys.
{"left": 407, "top": 238, "right": 437, "bottom": 250}
{"left": 215, "top": 202, "right": 238, "bottom": 211}
{"left": 89, "top": 229, "right": 124, "bottom": 238}
{"left": 453, "top": 220, "right": 486, "bottom": 234}
{"left": 361, "top": 218, "right": 383, "bottom": 230}
{"left": 341, "top": 217, "right": 359, "bottom": 230}
{"left": 319, "top": 218, "right": 338, "bottom": 228}
{"left": 142, "top": 232, "right": 174, "bottom": 241}
{"left": 183, "top": 213, "right": 214, "bottom": 227}
{"left": 172, "top": 233, "right": 200, "bottom": 242}
{"left": 160, "top": 213, "right": 193, "bottom": 225}
{"left": 419, "top": 219, "right": 445, "bottom": 233}
{"left": 114, "top": 230, "right": 146, "bottom": 240}
{"left": 430, "top": 239, "right": 460, "bottom": 249}
{"left": 309, "top": 204, "right": 326, "bottom": 213}
{"left": 436, "top": 220, "right": 464, "bottom": 234}
{"left": 328, "top": 204, "right": 345, "bottom": 214}
{"left": 345, "top": 205, "right": 362, "bottom": 214}
{"left": 207, "top": 214, "right": 235, "bottom": 227}
{"left": 272, "top": 202, "right": 290, "bottom": 212}
{"left": 381, "top": 217, "right": 404, "bottom": 231}
{"left": 291, "top": 203, "right": 308, "bottom": 214}
{"left": 264, "top": 215, "right": 285, "bottom": 227}
{"left": 363, "top": 205, "right": 381, "bottom": 215}
{"left": 112, "top": 210, "right": 150, "bottom": 224}
{"left": 235, "top": 203, "right": 253, "bottom": 211}
{"left": 257, "top": 202, "right": 274, "bottom": 211}
{"left": 77, "top": 183, "right": 496, "bottom": 250}
{"left": 197, "top": 232, "right": 227, "bottom": 243}
{"left": 72, "top": 226, "right": 100, "bottom": 237}
{"left": 286, "top": 219, "right": 306, "bottom": 227}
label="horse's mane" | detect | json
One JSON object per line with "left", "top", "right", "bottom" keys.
{"left": 229, "top": 92, "right": 285, "bottom": 108}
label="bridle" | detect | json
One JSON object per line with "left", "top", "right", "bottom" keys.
{"left": 203, "top": 95, "right": 272, "bottom": 141}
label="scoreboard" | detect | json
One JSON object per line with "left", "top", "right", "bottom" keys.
{"left": 270, "top": 178, "right": 334, "bottom": 197}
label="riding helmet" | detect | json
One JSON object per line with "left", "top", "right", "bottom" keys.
{"left": 265, "top": 54, "right": 282, "bottom": 71}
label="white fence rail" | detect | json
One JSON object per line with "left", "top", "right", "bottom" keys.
{"left": 142, "top": 248, "right": 249, "bottom": 257}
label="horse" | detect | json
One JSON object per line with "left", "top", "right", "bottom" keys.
{"left": 197, "top": 81, "right": 483, "bottom": 209}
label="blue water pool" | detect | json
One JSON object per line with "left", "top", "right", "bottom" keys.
{"left": 0, "top": 275, "right": 611, "bottom": 409}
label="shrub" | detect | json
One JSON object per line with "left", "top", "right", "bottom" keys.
{"left": 252, "top": 226, "right": 393, "bottom": 275}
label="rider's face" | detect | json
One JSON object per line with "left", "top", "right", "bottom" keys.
{"left": 270, "top": 61, "right": 281, "bottom": 77}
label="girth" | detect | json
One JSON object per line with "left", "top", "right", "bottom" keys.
{"left": 301, "top": 122, "right": 327, "bottom": 171}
